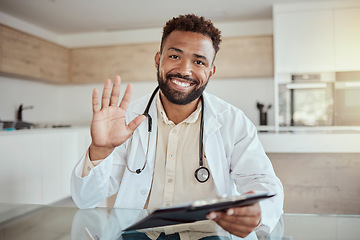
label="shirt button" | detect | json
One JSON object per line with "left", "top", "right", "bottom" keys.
{"left": 165, "top": 203, "right": 171, "bottom": 207}
{"left": 169, "top": 154, "right": 173, "bottom": 158}
{"left": 168, "top": 178, "right": 173, "bottom": 183}
{"left": 87, "top": 167, "right": 91, "bottom": 171}
{"left": 140, "top": 189, "right": 147, "bottom": 195}
{"left": 172, "top": 129, "right": 177, "bottom": 134}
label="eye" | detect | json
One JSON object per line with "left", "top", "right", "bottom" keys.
{"left": 170, "top": 55, "right": 179, "bottom": 59}
{"left": 195, "top": 60, "right": 205, "bottom": 65}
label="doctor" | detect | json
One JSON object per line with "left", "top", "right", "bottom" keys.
{"left": 71, "top": 14, "right": 283, "bottom": 239}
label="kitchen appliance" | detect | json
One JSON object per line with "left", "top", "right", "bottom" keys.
{"left": 257, "top": 102, "right": 272, "bottom": 126}
{"left": 278, "top": 73, "right": 334, "bottom": 126}
{"left": 334, "top": 71, "right": 360, "bottom": 125}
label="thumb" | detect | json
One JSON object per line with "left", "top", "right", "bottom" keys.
{"left": 127, "top": 115, "right": 147, "bottom": 133}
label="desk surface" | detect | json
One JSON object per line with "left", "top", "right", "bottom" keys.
{"left": 0, "top": 202, "right": 359, "bottom": 240}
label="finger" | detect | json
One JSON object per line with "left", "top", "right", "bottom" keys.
{"left": 127, "top": 115, "right": 147, "bottom": 133}
{"left": 119, "top": 83, "right": 133, "bottom": 111}
{"left": 110, "top": 75, "right": 121, "bottom": 106}
{"left": 92, "top": 88, "right": 100, "bottom": 114}
{"left": 207, "top": 205, "right": 258, "bottom": 221}
{"left": 220, "top": 214, "right": 260, "bottom": 227}
{"left": 208, "top": 212, "right": 256, "bottom": 238}
{"left": 227, "top": 203, "right": 260, "bottom": 217}
{"left": 207, "top": 211, "right": 259, "bottom": 227}
{"left": 214, "top": 218, "right": 253, "bottom": 239}
{"left": 216, "top": 218, "right": 253, "bottom": 232}
{"left": 101, "top": 78, "right": 112, "bottom": 108}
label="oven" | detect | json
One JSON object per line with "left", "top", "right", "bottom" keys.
{"left": 334, "top": 72, "right": 360, "bottom": 126}
{"left": 278, "top": 73, "right": 334, "bottom": 127}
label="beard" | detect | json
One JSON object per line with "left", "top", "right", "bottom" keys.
{"left": 157, "top": 69, "right": 208, "bottom": 105}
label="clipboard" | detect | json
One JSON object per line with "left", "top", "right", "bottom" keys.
{"left": 123, "top": 192, "right": 275, "bottom": 231}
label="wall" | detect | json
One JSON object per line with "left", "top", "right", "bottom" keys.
{"left": 0, "top": 75, "right": 274, "bottom": 127}
{"left": 0, "top": 76, "right": 62, "bottom": 125}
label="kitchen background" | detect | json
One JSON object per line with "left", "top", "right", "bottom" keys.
{"left": 0, "top": 18, "right": 275, "bottom": 128}
{"left": 0, "top": 76, "right": 274, "bottom": 127}
{"left": 0, "top": 0, "right": 360, "bottom": 217}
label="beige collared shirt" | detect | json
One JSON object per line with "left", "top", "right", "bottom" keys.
{"left": 146, "top": 93, "right": 217, "bottom": 209}
{"left": 144, "top": 93, "right": 223, "bottom": 240}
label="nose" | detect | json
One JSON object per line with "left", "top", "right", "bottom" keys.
{"left": 177, "top": 59, "right": 192, "bottom": 76}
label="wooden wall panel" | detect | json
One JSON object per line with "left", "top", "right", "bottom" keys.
{"left": 2, "top": 26, "right": 41, "bottom": 79}
{"left": 0, "top": 24, "right": 274, "bottom": 84}
{"left": 1, "top": 25, "right": 69, "bottom": 84}
{"left": 268, "top": 153, "right": 360, "bottom": 214}
{"left": 39, "top": 41, "right": 69, "bottom": 83}
{"left": 70, "top": 42, "right": 159, "bottom": 83}
{"left": 214, "top": 35, "right": 274, "bottom": 79}
{"left": 70, "top": 35, "right": 274, "bottom": 83}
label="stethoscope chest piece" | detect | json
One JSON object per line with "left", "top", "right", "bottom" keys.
{"left": 195, "top": 166, "right": 210, "bottom": 183}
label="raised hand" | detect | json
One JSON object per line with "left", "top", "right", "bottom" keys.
{"left": 89, "top": 76, "right": 146, "bottom": 160}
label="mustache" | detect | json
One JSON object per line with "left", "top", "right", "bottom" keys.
{"left": 166, "top": 73, "right": 199, "bottom": 84}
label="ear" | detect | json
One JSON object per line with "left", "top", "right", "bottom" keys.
{"left": 155, "top": 52, "right": 161, "bottom": 69}
{"left": 209, "top": 65, "right": 216, "bottom": 79}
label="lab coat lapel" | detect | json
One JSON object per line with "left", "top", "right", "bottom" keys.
{"left": 202, "top": 92, "right": 231, "bottom": 196}
{"left": 202, "top": 92, "right": 221, "bottom": 139}
{"left": 116, "top": 94, "right": 158, "bottom": 208}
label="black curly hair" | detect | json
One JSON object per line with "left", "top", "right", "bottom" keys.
{"left": 160, "top": 14, "right": 222, "bottom": 58}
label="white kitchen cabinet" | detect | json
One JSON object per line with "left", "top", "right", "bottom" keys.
{"left": 0, "top": 134, "right": 43, "bottom": 203}
{"left": 274, "top": 10, "right": 335, "bottom": 73}
{"left": 41, "top": 131, "right": 80, "bottom": 204}
{"left": 0, "top": 128, "right": 91, "bottom": 204}
{"left": 334, "top": 7, "right": 360, "bottom": 71}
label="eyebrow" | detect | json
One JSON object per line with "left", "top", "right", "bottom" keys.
{"left": 167, "top": 47, "right": 209, "bottom": 63}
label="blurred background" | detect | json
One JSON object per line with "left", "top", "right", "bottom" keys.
{"left": 0, "top": 0, "right": 359, "bottom": 218}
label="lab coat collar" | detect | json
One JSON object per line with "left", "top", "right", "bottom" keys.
{"left": 201, "top": 91, "right": 223, "bottom": 138}
{"left": 129, "top": 90, "right": 225, "bottom": 155}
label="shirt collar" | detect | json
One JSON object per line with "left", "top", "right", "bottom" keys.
{"left": 156, "top": 92, "right": 202, "bottom": 126}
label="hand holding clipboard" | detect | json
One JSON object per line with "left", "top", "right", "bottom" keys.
{"left": 123, "top": 192, "right": 275, "bottom": 231}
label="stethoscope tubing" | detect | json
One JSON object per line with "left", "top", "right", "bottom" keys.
{"left": 125, "top": 86, "right": 210, "bottom": 183}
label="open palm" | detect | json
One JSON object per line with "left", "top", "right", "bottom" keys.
{"left": 89, "top": 76, "right": 146, "bottom": 159}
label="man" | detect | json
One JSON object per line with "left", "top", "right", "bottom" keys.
{"left": 71, "top": 14, "right": 283, "bottom": 239}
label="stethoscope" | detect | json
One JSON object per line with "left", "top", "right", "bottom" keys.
{"left": 125, "top": 86, "right": 210, "bottom": 183}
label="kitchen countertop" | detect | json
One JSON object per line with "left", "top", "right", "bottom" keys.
{"left": 1, "top": 126, "right": 360, "bottom": 153}
{"left": 258, "top": 131, "right": 360, "bottom": 153}
{"left": 0, "top": 126, "right": 90, "bottom": 136}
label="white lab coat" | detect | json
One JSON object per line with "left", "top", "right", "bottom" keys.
{"left": 71, "top": 91, "right": 284, "bottom": 234}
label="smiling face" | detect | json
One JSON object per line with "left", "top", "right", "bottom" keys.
{"left": 155, "top": 31, "right": 216, "bottom": 105}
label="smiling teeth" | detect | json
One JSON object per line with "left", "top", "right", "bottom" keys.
{"left": 173, "top": 79, "right": 190, "bottom": 87}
